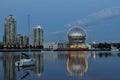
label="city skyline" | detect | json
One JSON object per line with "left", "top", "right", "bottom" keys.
{"left": 0, "top": 0, "right": 120, "bottom": 43}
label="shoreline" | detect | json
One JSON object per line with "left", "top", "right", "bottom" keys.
{"left": 0, "top": 49, "right": 42, "bottom": 52}
{"left": 0, "top": 48, "right": 112, "bottom": 52}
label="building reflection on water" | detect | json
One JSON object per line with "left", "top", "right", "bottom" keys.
{"left": 16, "top": 52, "right": 44, "bottom": 79}
{"left": 2, "top": 52, "right": 44, "bottom": 80}
{"left": 3, "top": 52, "right": 16, "bottom": 80}
{"left": 32, "top": 52, "right": 44, "bottom": 77}
{"left": 66, "top": 51, "right": 90, "bottom": 77}
{"left": 1, "top": 51, "right": 120, "bottom": 80}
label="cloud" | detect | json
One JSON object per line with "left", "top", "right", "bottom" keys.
{"left": 51, "top": 31, "right": 63, "bottom": 35}
{"left": 67, "top": 7, "right": 120, "bottom": 27}
{"left": 49, "top": 31, "right": 67, "bottom": 42}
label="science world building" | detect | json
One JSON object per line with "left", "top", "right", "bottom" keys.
{"left": 56, "top": 26, "right": 89, "bottom": 51}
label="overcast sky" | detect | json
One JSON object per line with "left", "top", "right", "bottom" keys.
{"left": 0, "top": 0, "right": 120, "bottom": 43}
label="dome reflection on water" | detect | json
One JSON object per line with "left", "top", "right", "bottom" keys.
{"left": 67, "top": 52, "right": 88, "bottom": 76}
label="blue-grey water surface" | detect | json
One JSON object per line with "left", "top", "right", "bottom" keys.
{"left": 0, "top": 51, "right": 120, "bottom": 80}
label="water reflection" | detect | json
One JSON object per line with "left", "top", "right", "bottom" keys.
{"left": 67, "top": 52, "right": 90, "bottom": 77}
{"left": 16, "top": 52, "right": 44, "bottom": 79}
{"left": 3, "top": 52, "right": 16, "bottom": 80}
{"left": 32, "top": 52, "right": 44, "bottom": 77}
{"left": 1, "top": 51, "right": 120, "bottom": 80}
{"left": 92, "top": 51, "right": 120, "bottom": 58}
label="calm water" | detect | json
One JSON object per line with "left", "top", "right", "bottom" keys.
{"left": 0, "top": 51, "right": 120, "bottom": 80}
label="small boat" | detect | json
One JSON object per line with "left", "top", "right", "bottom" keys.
{"left": 15, "top": 16, "right": 36, "bottom": 67}
{"left": 111, "top": 46, "right": 119, "bottom": 51}
{"left": 15, "top": 58, "right": 36, "bottom": 67}
{"left": 15, "top": 53, "right": 36, "bottom": 67}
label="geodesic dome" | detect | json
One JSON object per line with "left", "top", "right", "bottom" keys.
{"left": 68, "top": 26, "right": 86, "bottom": 43}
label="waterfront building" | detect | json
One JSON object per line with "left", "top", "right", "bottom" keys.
{"left": 44, "top": 42, "right": 58, "bottom": 50}
{"left": 32, "top": 25, "right": 43, "bottom": 47}
{"left": 17, "top": 34, "right": 29, "bottom": 47}
{"left": 44, "top": 42, "right": 69, "bottom": 50}
{"left": 56, "top": 26, "right": 89, "bottom": 51}
{"left": 67, "top": 26, "right": 88, "bottom": 49}
{"left": 3, "top": 15, "right": 17, "bottom": 45}
{"left": 16, "top": 34, "right": 22, "bottom": 46}
{"left": 23, "top": 35, "right": 29, "bottom": 46}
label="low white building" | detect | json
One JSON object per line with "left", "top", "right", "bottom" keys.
{"left": 44, "top": 42, "right": 58, "bottom": 50}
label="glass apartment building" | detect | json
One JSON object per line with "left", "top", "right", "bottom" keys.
{"left": 17, "top": 34, "right": 29, "bottom": 47}
{"left": 32, "top": 26, "right": 43, "bottom": 46}
{"left": 3, "top": 15, "right": 17, "bottom": 45}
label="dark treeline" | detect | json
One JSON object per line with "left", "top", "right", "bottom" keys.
{"left": 96, "top": 52, "right": 120, "bottom": 58}
{"left": 0, "top": 42, "right": 120, "bottom": 50}
{"left": 0, "top": 44, "right": 43, "bottom": 49}
{"left": 91, "top": 42, "right": 120, "bottom": 50}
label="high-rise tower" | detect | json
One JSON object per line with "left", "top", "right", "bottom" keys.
{"left": 32, "top": 25, "right": 43, "bottom": 46}
{"left": 3, "top": 15, "right": 17, "bottom": 45}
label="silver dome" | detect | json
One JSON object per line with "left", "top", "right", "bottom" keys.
{"left": 68, "top": 26, "right": 86, "bottom": 42}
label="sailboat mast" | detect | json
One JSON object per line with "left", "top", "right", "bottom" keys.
{"left": 28, "top": 15, "right": 30, "bottom": 52}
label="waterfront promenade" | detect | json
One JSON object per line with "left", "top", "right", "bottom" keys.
{"left": 0, "top": 48, "right": 112, "bottom": 52}
{"left": 0, "top": 48, "right": 42, "bottom": 52}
